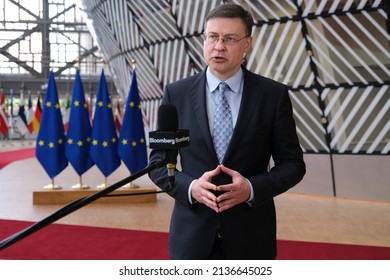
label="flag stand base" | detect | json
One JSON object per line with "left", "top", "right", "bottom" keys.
{"left": 43, "top": 184, "right": 62, "bottom": 190}
{"left": 120, "top": 183, "right": 140, "bottom": 189}
{"left": 96, "top": 183, "right": 107, "bottom": 189}
{"left": 95, "top": 183, "right": 139, "bottom": 189}
{"left": 71, "top": 183, "right": 90, "bottom": 189}
{"left": 33, "top": 186, "right": 157, "bottom": 205}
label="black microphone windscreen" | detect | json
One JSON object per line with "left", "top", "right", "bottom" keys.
{"left": 158, "top": 104, "right": 178, "bottom": 132}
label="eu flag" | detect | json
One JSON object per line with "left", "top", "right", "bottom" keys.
{"left": 36, "top": 71, "right": 68, "bottom": 179}
{"left": 90, "top": 70, "right": 121, "bottom": 177}
{"left": 118, "top": 70, "right": 148, "bottom": 173}
{"left": 65, "top": 70, "right": 94, "bottom": 176}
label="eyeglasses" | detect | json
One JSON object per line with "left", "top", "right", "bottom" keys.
{"left": 202, "top": 34, "right": 250, "bottom": 45}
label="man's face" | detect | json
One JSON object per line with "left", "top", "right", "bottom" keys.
{"left": 203, "top": 17, "right": 252, "bottom": 80}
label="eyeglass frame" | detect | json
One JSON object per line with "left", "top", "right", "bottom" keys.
{"left": 202, "top": 33, "right": 250, "bottom": 45}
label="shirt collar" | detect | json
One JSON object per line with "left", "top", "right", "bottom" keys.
{"left": 206, "top": 68, "right": 243, "bottom": 94}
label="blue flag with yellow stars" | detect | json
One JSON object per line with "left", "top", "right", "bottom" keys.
{"left": 90, "top": 70, "right": 121, "bottom": 177}
{"left": 36, "top": 71, "right": 68, "bottom": 179}
{"left": 118, "top": 70, "right": 148, "bottom": 173}
{"left": 65, "top": 70, "right": 94, "bottom": 176}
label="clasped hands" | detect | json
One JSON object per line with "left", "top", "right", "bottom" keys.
{"left": 191, "top": 164, "right": 251, "bottom": 213}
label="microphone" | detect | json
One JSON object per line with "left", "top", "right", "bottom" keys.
{"left": 149, "top": 104, "right": 189, "bottom": 187}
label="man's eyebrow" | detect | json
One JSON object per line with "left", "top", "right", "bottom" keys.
{"left": 205, "top": 32, "right": 239, "bottom": 37}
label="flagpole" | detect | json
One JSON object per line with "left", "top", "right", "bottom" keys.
{"left": 121, "top": 178, "right": 139, "bottom": 189}
{"left": 71, "top": 176, "right": 89, "bottom": 189}
{"left": 90, "top": 69, "right": 121, "bottom": 189}
{"left": 66, "top": 69, "right": 93, "bottom": 190}
{"left": 131, "top": 59, "right": 136, "bottom": 70}
{"left": 36, "top": 71, "right": 68, "bottom": 190}
{"left": 97, "top": 177, "right": 108, "bottom": 189}
{"left": 123, "top": 59, "right": 138, "bottom": 190}
{"left": 118, "top": 59, "right": 146, "bottom": 190}
{"left": 43, "top": 178, "right": 62, "bottom": 190}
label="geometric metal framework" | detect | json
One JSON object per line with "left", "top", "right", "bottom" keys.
{"left": 79, "top": 0, "right": 389, "bottom": 156}
{"left": 0, "top": 0, "right": 107, "bottom": 95}
{"left": 0, "top": 0, "right": 98, "bottom": 76}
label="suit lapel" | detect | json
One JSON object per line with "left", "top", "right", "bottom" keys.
{"left": 189, "top": 71, "right": 217, "bottom": 158}
{"left": 224, "top": 70, "right": 262, "bottom": 162}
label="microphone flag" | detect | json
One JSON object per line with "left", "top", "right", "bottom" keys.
{"left": 89, "top": 70, "right": 121, "bottom": 177}
{"left": 118, "top": 70, "right": 148, "bottom": 173}
{"left": 65, "top": 69, "right": 94, "bottom": 176}
{"left": 36, "top": 71, "right": 68, "bottom": 179}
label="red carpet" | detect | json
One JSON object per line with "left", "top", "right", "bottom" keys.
{"left": 0, "top": 219, "right": 169, "bottom": 260}
{"left": 0, "top": 148, "right": 35, "bottom": 169}
{"left": 0, "top": 219, "right": 389, "bottom": 260}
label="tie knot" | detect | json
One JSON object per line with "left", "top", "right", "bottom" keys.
{"left": 218, "top": 82, "right": 229, "bottom": 93}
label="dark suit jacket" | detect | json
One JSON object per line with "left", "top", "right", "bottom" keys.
{"left": 149, "top": 67, "right": 306, "bottom": 259}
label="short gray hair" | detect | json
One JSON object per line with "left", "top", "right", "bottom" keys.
{"left": 204, "top": 3, "right": 254, "bottom": 36}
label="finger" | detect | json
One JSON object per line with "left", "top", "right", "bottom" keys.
{"left": 205, "top": 165, "right": 222, "bottom": 179}
{"left": 219, "top": 164, "right": 235, "bottom": 176}
{"left": 202, "top": 195, "right": 217, "bottom": 207}
{"left": 202, "top": 195, "right": 220, "bottom": 213}
{"left": 194, "top": 189, "right": 216, "bottom": 204}
{"left": 216, "top": 184, "right": 233, "bottom": 193}
{"left": 216, "top": 190, "right": 234, "bottom": 203}
{"left": 201, "top": 181, "right": 218, "bottom": 192}
{"left": 191, "top": 182, "right": 213, "bottom": 203}
{"left": 200, "top": 168, "right": 219, "bottom": 184}
{"left": 217, "top": 199, "right": 235, "bottom": 212}
{"left": 194, "top": 176, "right": 218, "bottom": 191}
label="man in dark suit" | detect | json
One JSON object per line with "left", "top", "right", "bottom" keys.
{"left": 149, "top": 3, "right": 305, "bottom": 260}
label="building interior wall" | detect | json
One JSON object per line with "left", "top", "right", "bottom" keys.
{"left": 1, "top": 0, "right": 389, "bottom": 201}
{"left": 78, "top": 0, "right": 390, "bottom": 201}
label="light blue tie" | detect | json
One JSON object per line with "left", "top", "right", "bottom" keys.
{"left": 213, "top": 82, "right": 233, "bottom": 163}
